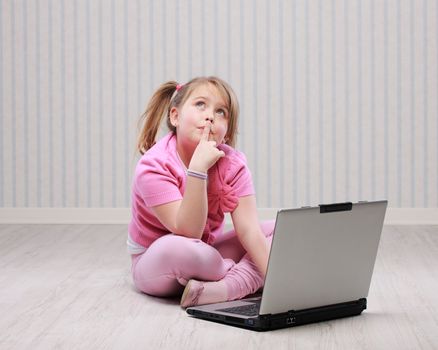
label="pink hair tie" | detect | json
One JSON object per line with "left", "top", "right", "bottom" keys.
{"left": 176, "top": 84, "right": 184, "bottom": 91}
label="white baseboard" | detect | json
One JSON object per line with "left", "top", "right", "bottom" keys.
{"left": 0, "top": 208, "right": 131, "bottom": 224}
{"left": 0, "top": 207, "right": 437, "bottom": 225}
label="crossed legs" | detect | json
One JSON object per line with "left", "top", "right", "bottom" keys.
{"left": 131, "top": 220, "right": 275, "bottom": 305}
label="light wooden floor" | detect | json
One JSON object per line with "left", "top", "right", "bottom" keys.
{"left": 1, "top": 224, "right": 437, "bottom": 350}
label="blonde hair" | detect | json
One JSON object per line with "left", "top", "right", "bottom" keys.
{"left": 137, "top": 76, "right": 240, "bottom": 155}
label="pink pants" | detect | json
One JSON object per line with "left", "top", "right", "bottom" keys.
{"left": 131, "top": 220, "right": 275, "bottom": 301}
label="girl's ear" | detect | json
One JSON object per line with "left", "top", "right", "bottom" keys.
{"left": 169, "top": 107, "right": 179, "bottom": 127}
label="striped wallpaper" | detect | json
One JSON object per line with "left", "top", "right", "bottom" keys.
{"left": 0, "top": 0, "right": 437, "bottom": 209}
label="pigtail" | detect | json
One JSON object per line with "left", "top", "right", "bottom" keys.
{"left": 137, "top": 81, "right": 178, "bottom": 155}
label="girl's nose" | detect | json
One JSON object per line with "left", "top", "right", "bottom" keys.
{"left": 205, "top": 114, "right": 214, "bottom": 122}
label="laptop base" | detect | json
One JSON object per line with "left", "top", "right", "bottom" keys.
{"left": 187, "top": 298, "right": 367, "bottom": 331}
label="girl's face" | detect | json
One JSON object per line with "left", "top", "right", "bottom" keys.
{"left": 170, "top": 83, "right": 229, "bottom": 147}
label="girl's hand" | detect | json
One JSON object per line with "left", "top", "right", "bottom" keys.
{"left": 189, "top": 121, "right": 225, "bottom": 173}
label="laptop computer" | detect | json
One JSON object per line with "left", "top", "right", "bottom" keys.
{"left": 186, "top": 200, "right": 388, "bottom": 331}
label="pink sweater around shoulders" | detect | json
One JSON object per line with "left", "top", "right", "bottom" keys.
{"left": 128, "top": 132, "right": 255, "bottom": 248}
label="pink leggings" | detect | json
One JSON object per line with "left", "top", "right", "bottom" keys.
{"left": 131, "top": 220, "right": 275, "bottom": 301}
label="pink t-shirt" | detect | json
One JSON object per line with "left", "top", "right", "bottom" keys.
{"left": 128, "top": 132, "right": 255, "bottom": 248}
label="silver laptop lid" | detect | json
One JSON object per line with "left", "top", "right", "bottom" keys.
{"left": 259, "top": 200, "right": 387, "bottom": 315}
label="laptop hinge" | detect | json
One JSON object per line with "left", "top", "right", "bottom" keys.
{"left": 319, "top": 202, "right": 353, "bottom": 213}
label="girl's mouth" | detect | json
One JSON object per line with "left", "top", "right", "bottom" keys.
{"left": 198, "top": 126, "right": 214, "bottom": 134}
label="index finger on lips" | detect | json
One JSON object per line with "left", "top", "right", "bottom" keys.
{"left": 201, "top": 121, "right": 211, "bottom": 141}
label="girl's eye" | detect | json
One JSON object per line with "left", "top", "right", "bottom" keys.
{"left": 195, "top": 101, "right": 206, "bottom": 109}
{"left": 216, "top": 109, "right": 227, "bottom": 118}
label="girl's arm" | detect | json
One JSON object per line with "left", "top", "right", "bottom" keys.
{"left": 231, "top": 195, "right": 270, "bottom": 276}
{"left": 150, "top": 175, "right": 208, "bottom": 239}
{"left": 151, "top": 122, "right": 224, "bottom": 239}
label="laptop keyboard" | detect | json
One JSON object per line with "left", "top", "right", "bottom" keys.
{"left": 217, "top": 302, "right": 260, "bottom": 316}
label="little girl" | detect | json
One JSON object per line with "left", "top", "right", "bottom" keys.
{"left": 128, "top": 76, "right": 275, "bottom": 307}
